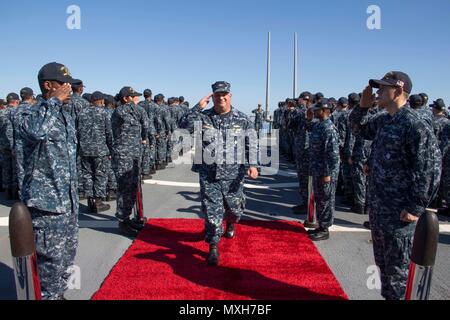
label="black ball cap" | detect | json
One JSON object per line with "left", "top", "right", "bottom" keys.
{"left": 299, "top": 91, "right": 312, "bottom": 100}
{"left": 338, "top": 97, "right": 349, "bottom": 105}
{"left": 154, "top": 94, "right": 165, "bottom": 100}
{"left": 212, "top": 81, "right": 231, "bottom": 94}
{"left": 409, "top": 94, "right": 423, "bottom": 108}
{"left": 91, "top": 91, "right": 105, "bottom": 101}
{"left": 369, "top": 71, "right": 412, "bottom": 94}
{"left": 430, "top": 99, "right": 446, "bottom": 110}
{"left": 82, "top": 93, "right": 92, "bottom": 101}
{"left": 38, "top": 62, "right": 80, "bottom": 84}
{"left": 119, "top": 87, "right": 142, "bottom": 98}
{"left": 20, "top": 87, "right": 34, "bottom": 97}
{"left": 72, "top": 81, "right": 85, "bottom": 89}
{"left": 143, "top": 89, "right": 152, "bottom": 97}
{"left": 6, "top": 92, "right": 20, "bottom": 102}
{"left": 311, "top": 98, "right": 332, "bottom": 111}
{"left": 348, "top": 93, "right": 360, "bottom": 104}
{"left": 314, "top": 92, "right": 324, "bottom": 99}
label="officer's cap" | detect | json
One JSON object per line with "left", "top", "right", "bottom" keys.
{"left": 212, "top": 81, "right": 231, "bottom": 94}
{"left": 119, "top": 87, "right": 142, "bottom": 98}
{"left": 38, "top": 62, "right": 80, "bottom": 84}
{"left": 369, "top": 71, "right": 412, "bottom": 94}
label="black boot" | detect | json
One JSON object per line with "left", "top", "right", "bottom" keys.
{"left": 307, "top": 228, "right": 321, "bottom": 235}
{"left": 106, "top": 190, "right": 117, "bottom": 201}
{"left": 309, "top": 227, "right": 330, "bottom": 241}
{"left": 167, "top": 157, "right": 173, "bottom": 163}
{"left": 118, "top": 220, "right": 139, "bottom": 237}
{"left": 89, "top": 198, "right": 110, "bottom": 213}
{"left": 79, "top": 192, "right": 86, "bottom": 201}
{"left": 128, "top": 217, "right": 148, "bottom": 231}
{"left": 150, "top": 168, "right": 156, "bottom": 174}
{"left": 207, "top": 245, "right": 219, "bottom": 266}
{"left": 363, "top": 221, "right": 371, "bottom": 230}
{"left": 225, "top": 222, "right": 235, "bottom": 239}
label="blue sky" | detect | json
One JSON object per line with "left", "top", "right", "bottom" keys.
{"left": 1, "top": 0, "right": 449, "bottom": 114}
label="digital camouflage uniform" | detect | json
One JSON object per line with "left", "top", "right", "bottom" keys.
{"left": 112, "top": 102, "right": 149, "bottom": 221}
{"left": 138, "top": 100, "right": 157, "bottom": 175}
{"left": 0, "top": 105, "right": 17, "bottom": 191}
{"left": 11, "top": 101, "right": 34, "bottom": 195}
{"left": 288, "top": 105, "right": 311, "bottom": 208}
{"left": 154, "top": 102, "right": 171, "bottom": 165}
{"left": 350, "top": 104, "right": 441, "bottom": 300}
{"left": 349, "top": 108, "right": 376, "bottom": 209}
{"left": 77, "top": 105, "right": 113, "bottom": 199}
{"left": 337, "top": 109, "right": 354, "bottom": 201}
{"left": 17, "top": 96, "right": 79, "bottom": 300}
{"left": 163, "top": 103, "right": 175, "bottom": 161}
{"left": 252, "top": 108, "right": 265, "bottom": 137}
{"left": 439, "top": 120, "right": 450, "bottom": 206}
{"left": 180, "top": 104, "right": 259, "bottom": 246}
{"left": 104, "top": 106, "right": 117, "bottom": 192}
{"left": 309, "top": 118, "right": 340, "bottom": 229}
{"left": 68, "top": 93, "right": 91, "bottom": 193}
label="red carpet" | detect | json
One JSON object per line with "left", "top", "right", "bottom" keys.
{"left": 92, "top": 219, "right": 348, "bottom": 300}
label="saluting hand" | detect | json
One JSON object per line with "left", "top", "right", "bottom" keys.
{"left": 50, "top": 83, "right": 72, "bottom": 104}
{"left": 199, "top": 94, "right": 213, "bottom": 109}
{"left": 360, "top": 85, "right": 375, "bottom": 109}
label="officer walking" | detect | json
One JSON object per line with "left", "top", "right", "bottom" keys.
{"left": 350, "top": 71, "right": 441, "bottom": 300}
{"left": 179, "top": 81, "right": 259, "bottom": 266}
{"left": 112, "top": 87, "right": 149, "bottom": 236}
{"left": 16, "top": 62, "right": 80, "bottom": 300}
{"left": 77, "top": 91, "right": 113, "bottom": 213}
{"left": 252, "top": 104, "right": 265, "bottom": 138}
{"left": 307, "top": 99, "right": 340, "bottom": 241}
